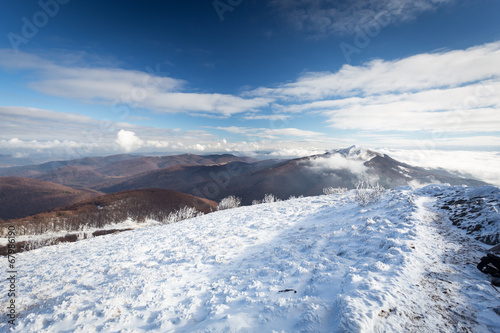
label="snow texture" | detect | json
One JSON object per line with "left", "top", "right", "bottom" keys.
{"left": 2, "top": 185, "right": 500, "bottom": 332}
{"left": 435, "top": 185, "right": 500, "bottom": 245}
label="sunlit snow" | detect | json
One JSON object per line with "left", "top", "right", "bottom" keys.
{"left": 2, "top": 185, "right": 500, "bottom": 332}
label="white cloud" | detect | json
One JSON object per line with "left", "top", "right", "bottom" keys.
{"left": 145, "top": 140, "right": 170, "bottom": 149}
{"left": 250, "top": 42, "right": 500, "bottom": 136}
{"left": 0, "top": 137, "right": 103, "bottom": 151}
{"left": 377, "top": 148, "right": 500, "bottom": 186}
{"left": 0, "top": 106, "right": 226, "bottom": 156}
{"left": 192, "top": 144, "right": 206, "bottom": 151}
{"left": 304, "top": 149, "right": 380, "bottom": 183}
{"left": 267, "top": 147, "right": 327, "bottom": 158}
{"left": 308, "top": 154, "right": 369, "bottom": 175}
{"left": 251, "top": 42, "right": 500, "bottom": 100}
{"left": 214, "top": 126, "right": 325, "bottom": 139}
{"left": 115, "top": 130, "right": 144, "bottom": 152}
{"left": 270, "top": 0, "right": 453, "bottom": 36}
{"left": 0, "top": 50, "right": 271, "bottom": 117}
{"left": 243, "top": 114, "right": 292, "bottom": 121}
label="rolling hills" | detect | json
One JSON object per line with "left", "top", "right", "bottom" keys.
{"left": 90, "top": 147, "right": 488, "bottom": 205}
{"left": 0, "top": 153, "right": 258, "bottom": 190}
{"left": 0, "top": 147, "right": 489, "bottom": 220}
{"left": 0, "top": 177, "right": 102, "bottom": 220}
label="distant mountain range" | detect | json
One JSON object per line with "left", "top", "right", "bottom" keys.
{"left": 0, "top": 177, "right": 102, "bottom": 220}
{"left": 0, "top": 147, "right": 488, "bottom": 220}
{"left": 0, "top": 153, "right": 258, "bottom": 189}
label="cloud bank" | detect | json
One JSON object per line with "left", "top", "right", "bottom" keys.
{"left": 378, "top": 148, "right": 500, "bottom": 187}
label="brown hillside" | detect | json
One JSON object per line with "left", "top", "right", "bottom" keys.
{"left": 0, "top": 177, "right": 102, "bottom": 220}
{"left": 0, "top": 153, "right": 258, "bottom": 190}
{"left": 4, "top": 188, "right": 217, "bottom": 236}
{"left": 60, "top": 188, "right": 217, "bottom": 214}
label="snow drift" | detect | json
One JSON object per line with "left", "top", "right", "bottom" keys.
{"left": 2, "top": 185, "right": 500, "bottom": 332}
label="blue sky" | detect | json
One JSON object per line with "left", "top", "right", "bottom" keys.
{"left": 0, "top": 0, "right": 499, "bottom": 160}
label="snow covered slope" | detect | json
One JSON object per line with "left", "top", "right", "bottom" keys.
{"left": 3, "top": 185, "right": 500, "bottom": 332}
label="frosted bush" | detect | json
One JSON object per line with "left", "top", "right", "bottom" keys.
{"left": 217, "top": 196, "right": 242, "bottom": 211}
{"left": 22, "top": 236, "right": 58, "bottom": 252}
{"left": 262, "top": 193, "right": 279, "bottom": 203}
{"left": 76, "top": 225, "right": 94, "bottom": 240}
{"left": 323, "top": 187, "right": 348, "bottom": 195}
{"left": 354, "top": 181, "right": 385, "bottom": 206}
{"left": 164, "top": 206, "right": 203, "bottom": 224}
{"left": 252, "top": 200, "right": 261, "bottom": 205}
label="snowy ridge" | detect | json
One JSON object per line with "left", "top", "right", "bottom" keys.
{"left": 2, "top": 186, "right": 500, "bottom": 332}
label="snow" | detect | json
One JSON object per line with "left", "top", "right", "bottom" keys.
{"left": 0, "top": 218, "right": 162, "bottom": 247}
{"left": 2, "top": 185, "right": 500, "bottom": 332}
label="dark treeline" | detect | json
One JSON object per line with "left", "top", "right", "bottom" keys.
{"left": 0, "top": 189, "right": 216, "bottom": 237}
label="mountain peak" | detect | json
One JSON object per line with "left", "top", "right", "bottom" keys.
{"left": 329, "top": 145, "right": 377, "bottom": 161}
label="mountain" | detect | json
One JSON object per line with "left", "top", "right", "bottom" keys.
{"left": 0, "top": 153, "right": 258, "bottom": 189}
{"left": 0, "top": 148, "right": 488, "bottom": 208}
{"left": 3, "top": 185, "right": 499, "bottom": 332}
{"left": 180, "top": 146, "right": 488, "bottom": 204}
{"left": 77, "top": 146, "right": 488, "bottom": 205}
{"left": 0, "top": 154, "right": 40, "bottom": 168}
{"left": 0, "top": 177, "right": 102, "bottom": 220}
{"left": 98, "top": 159, "right": 281, "bottom": 194}
{"left": 3, "top": 188, "right": 217, "bottom": 236}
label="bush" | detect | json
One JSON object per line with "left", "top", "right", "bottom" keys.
{"left": 164, "top": 206, "right": 203, "bottom": 224}
{"left": 323, "top": 187, "right": 348, "bottom": 195}
{"left": 21, "top": 236, "right": 58, "bottom": 252}
{"left": 262, "top": 193, "right": 279, "bottom": 203}
{"left": 217, "top": 196, "right": 242, "bottom": 211}
{"left": 252, "top": 200, "right": 261, "bottom": 205}
{"left": 354, "top": 181, "right": 385, "bottom": 206}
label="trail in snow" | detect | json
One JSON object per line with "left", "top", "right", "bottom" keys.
{"left": 379, "top": 191, "right": 497, "bottom": 332}
{"left": 1, "top": 185, "right": 500, "bottom": 332}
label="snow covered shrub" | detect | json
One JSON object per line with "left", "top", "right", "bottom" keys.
{"left": 217, "top": 195, "right": 242, "bottom": 211}
{"left": 164, "top": 206, "right": 203, "bottom": 224}
{"left": 262, "top": 193, "right": 280, "bottom": 203}
{"left": 323, "top": 187, "right": 348, "bottom": 195}
{"left": 252, "top": 200, "right": 261, "bottom": 205}
{"left": 354, "top": 181, "right": 385, "bottom": 206}
{"left": 76, "top": 225, "right": 94, "bottom": 240}
{"left": 21, "top": 236, "right": 58, "bottom": 252}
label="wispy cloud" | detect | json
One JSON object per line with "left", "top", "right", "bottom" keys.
{"left": 249, "top": 42, "right": 500, "bottom": 141}
{"left": 243, "top": 114, "right": 292, "bottom": 121}
{"left": 0, "top": 50, "right": 271, "bottom": 117}
{"left": 250, "top": 42, "right": 500, "bottom": 100}
{"left": 270, "top": 0, "right": 453, "bottom": 37}
{"left": 214, "top": 126, "right": 325, "bottom": 139}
